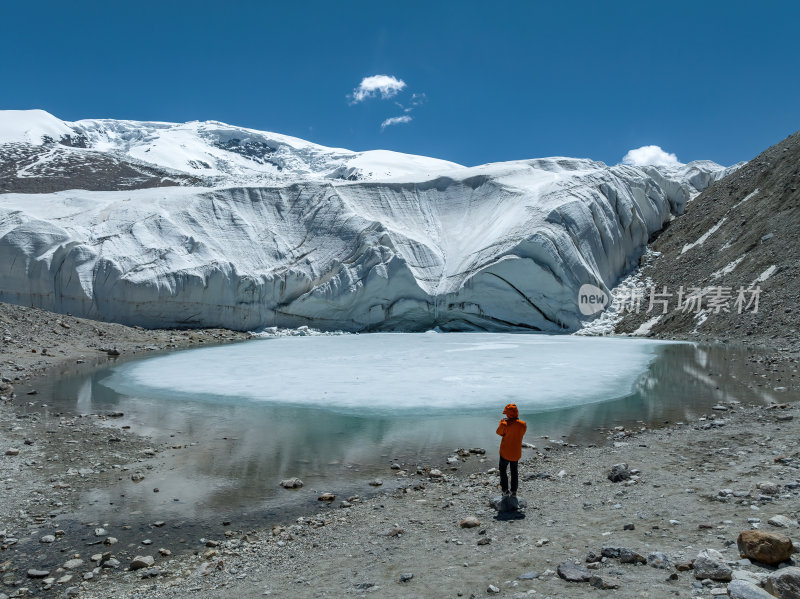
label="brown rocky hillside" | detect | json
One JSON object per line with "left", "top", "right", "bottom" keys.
{"left": 616, "top": 130, "right": 800, "bottom": 353}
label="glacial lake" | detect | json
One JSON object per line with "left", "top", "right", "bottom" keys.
{"left": 33, "top": 333, "right": 787, "bottom": 527}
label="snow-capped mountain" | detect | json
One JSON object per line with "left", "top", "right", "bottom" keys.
{"left": 0, "top": 109, "right": 463, "bottom": 193}
{"left": 0, "top": 110, "right": 731, "bottom": 332}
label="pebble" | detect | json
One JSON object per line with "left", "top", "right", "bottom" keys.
{"left": 487, "top": 584, "right": 500, "bottom": 593}
{"left": 399, "top": 573, "right": 413, "bottom": 582}
{"left": 4, "top": 449, "right": 19, "bottom": 456}
{"left": 39, "top": 534, "right": 55, "bottom": 543}
{"left": 518, "top": 571, "right": 539, "bottom": 580}
{"left": 460, "top": 516, "right": 480, "bottom": 528}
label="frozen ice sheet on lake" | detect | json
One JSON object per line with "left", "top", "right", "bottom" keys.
{"left": 102, "top": 334, "right": 679, "bottom": 414}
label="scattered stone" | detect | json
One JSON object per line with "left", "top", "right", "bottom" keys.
{"left": 318, "top": 493, "right": 335, "bottom": 502}
{"left": 764, "top": 567, "right": 800, "bottom": 599}
{"left": 102, "top": 558, "right": 120, "bottom": 569}
{"left": 693, "top": 549, "right": 732, "bottom": 581}
{"left": 647, "top": 552, "right": 672, "bottom": 569}
{"left": 130, "top": 472, "right": 145, "bottom": 482}
{"left": 279, "top": 478, "right": 303, "bottom": 489}
{"left": 94, "top": 527, "right": 106, "bottom": 537}
{"left": 39, "top": 535, "right": 55, "bottom": 544}
{"left": 103, "top": 537, "right": 118, "bottom": 545}
{"left": 623, "top": 523, "right": 635, "bottom": 530}
{"left": 62, "top": 559, "right": 84, "bottom": 570}
{"left": 153, "top": 521, "right": 166, "bottom": 527}
{"left": 27, "top": 569, "right": 50, "bottom": 579}
{"left": 757, "top": 482, "right": 779, "bottom": 495}
{"left": 429, "top": 469, "right": 444, "bottom": 478}
{"left": 489, "top": 495, "right": 527, "bottom": 512}
{"left": 380, "top": 526, "right": 404, "bottom": 537}
{"left": 4, "top": 449, "right": 19, "bottom": 456}
{"left": 608, "top": 463, "right": 631, "bottom": 482}
{"left": 477, "top": 537, "right": 491, "bottom": 545}
{"left": 727, "top": 579, "right": 776, "bottom": 599}
{"left": 460, "top": 516, "right": 480, "bottom": 528}
{"left": 487, "top": 584, "right": 500, "bottom": 593}
{"left": 140, "top": 567, "right": 161, "bottom": 579}
{"left": 768, "top": 515, "right": 797, "bottom": 528}
{"left": 369, "top": 479, "right": 383, "bottom": 486}
{"left": 619, "top": 548, "right": 647, "bottom": 564}
{"left": 589, "top": 574, "right": 620, "bottom": 589}
{"left": 159, "top": 548, "right": 171, "bottom": 557}
{"left": 518, "top": 571, "right": 539, "bottom": 580}
{"left": 129, "top": 556, "right": 155, "bottom": 571}
{"left": 737, "top": 530, "right": 794, "bottom": 565}
{"left": 557, "top": 561, "right": 592, "bottom": 582}
{"left": 399, "top": 573, "right": 413, "bottom": 582}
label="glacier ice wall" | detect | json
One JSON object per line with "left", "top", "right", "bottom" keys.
{"left": 0, "top": 156, "right": 723, "bottom": 332}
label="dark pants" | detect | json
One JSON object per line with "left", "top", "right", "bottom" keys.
{"left": 499, "top": 457, "right": 518, "bottom": 494}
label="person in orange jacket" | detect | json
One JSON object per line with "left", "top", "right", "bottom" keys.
{"left": 496, "top": 403, "right": 527, "bottom": 497}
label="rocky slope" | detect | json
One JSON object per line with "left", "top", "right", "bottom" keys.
{"left": 616, "top": 130, "right": 800, "bottom": 352}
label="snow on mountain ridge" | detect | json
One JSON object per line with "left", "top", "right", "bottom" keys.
{"left": 0, "top": 110, "right": 465, "bottom": 185}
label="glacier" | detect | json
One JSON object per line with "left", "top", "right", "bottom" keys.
{"left": 0, "top": 110, "right": 729, "bottom": 332}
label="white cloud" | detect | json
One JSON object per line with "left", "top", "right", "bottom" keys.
{"left": 622, "top": 145, "right": 681, "bottom": 168}
{"left": 350, "top": 74, "right": 406, "bottom": 103}
{"left": 380, "top": 115, "right": 413, "bottom": 130}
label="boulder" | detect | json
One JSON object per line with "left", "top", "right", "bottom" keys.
{"left": 557, "top": 561, "right": 592, "bottom": 582}
{"left": 279, "top": 477, "right": 303, "bottom": 489}
{"left": 764, "top": 566, "right": 800, "bottom": 599}
{"left": 489, "top": 495, "right": 527, "bottom": 512}
{"left": 726, "top": 580, "right": 775, "bottom": 599}
{"left": 737, "top": 530, "right": 794, "bottom": 565}
{"left": 619, "top": 547, "right": 646, "bottom": 564}
{"left": 767, "top": 515, "right": 797, "bottom": 529}
{"left": 693, "top": 550, "right": 732, "bottom": 581}
{"left": 129, "top": 556, "right": 155, "bottom": 571}
{"left": 647, "top": 551, "right": 672, "bottom": 569}
{"left": 589, "top": 574, "right": 620, "bottom": 589}
{"left": 27, "top": 569, "right": 50, "bottom": 579}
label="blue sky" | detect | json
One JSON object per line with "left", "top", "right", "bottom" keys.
{"left": 2, "top": 1, "right": 798, "bottom": 167}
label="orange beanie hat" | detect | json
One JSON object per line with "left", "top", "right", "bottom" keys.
{"left": 503, "top": 403, "right": 519, "bottom": 418}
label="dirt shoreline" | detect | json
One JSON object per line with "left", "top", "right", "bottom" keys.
{"left": 1, "top": 302, "right": 799, "bottom": 599}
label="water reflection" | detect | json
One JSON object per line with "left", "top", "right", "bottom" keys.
{"left": 38, "top": 337, "right": 794, "bottom": 525}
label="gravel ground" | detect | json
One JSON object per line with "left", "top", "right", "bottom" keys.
{"left": 1, "top": 302, "right": 799, "bottom": 599}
